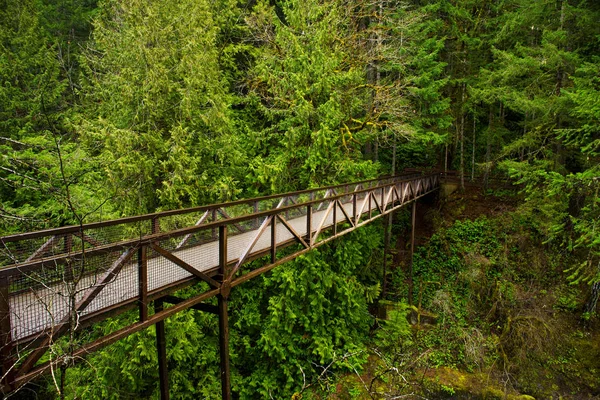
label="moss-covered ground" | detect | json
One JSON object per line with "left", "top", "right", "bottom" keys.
{"left": 311, "top": 187, "right": 600, "bottom": 399}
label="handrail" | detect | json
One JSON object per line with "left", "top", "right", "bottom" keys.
{"left": 0, "top": 172, "right": 441, "bottom": 391}
{"left": 0, "top": 174, "right": 427, "bottom": 270}
{"left": 0, "top": 174, "right": 421, "bottom": 243}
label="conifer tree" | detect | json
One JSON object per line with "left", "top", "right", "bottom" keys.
{"left": 81, "top": 0, "right": 242, "bottom": 214}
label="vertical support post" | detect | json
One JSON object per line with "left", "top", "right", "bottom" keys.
{"left": 409, "top": 200, "right": 416, "bottom": 306}
{"left": 212, "top": 210, "right": 217, "bottom": 240}
{"left": 382, "top": 211, "right": 392, "bottom": 297}
{"left": 306, "top": 204, "right": 313, "bottom": 246}
{"left": 219, "top": 225, "right": 229, "bottom": 278}
{"left": 352, "top": 194, "right": 357, "bottom": 225}
{"left": 138, "top": 246, "right": 148, "bottom": 322}
{"left": 333, "top": 201, "right": 337, "bottom": 236}
{"left": 253, "top": 201, "right": 259, "bottom": 229}
{"left": 155, "top": 299, "right": 169, "bottom": 400}
{"left": 368, "top": 193, "right": 372, "bottom": 219}
{"left": 152, "top": 217, "right": 160, "bottom": 234}
{"left": 381, "top": 187, "right": 385, "bottom": 212}
{"left": 0, "top": 276, "right": 14, "bottom": 391}
{"left": 218, "top": 296, "right": 231, "bottom": 400}
{"left": 271, "top": 217, "right": 277, "bottom": 263}
{"left": 218, "top": 225, "right": 232, "bottom": 400}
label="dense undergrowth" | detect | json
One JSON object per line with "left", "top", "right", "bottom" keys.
{"left": 322, "top": 189, "right": 600, "bottom": 399}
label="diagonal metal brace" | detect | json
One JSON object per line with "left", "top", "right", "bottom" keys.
{"left": 151, "top": 244, "right": 220, "bottom": 289}
{"left": 17, "top": 247, "right": 137, "bottom": 377}
{"left": 276, "top": 215, "right": 309, "bottom": 249}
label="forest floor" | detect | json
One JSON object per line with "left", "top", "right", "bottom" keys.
{"left": 321, "top": 186, "right": 600, "bottom": 400}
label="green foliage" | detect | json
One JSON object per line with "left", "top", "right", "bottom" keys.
{"left": 80, "top": 0, "right": 244, "bottom": 213}
{"left": 241, "top": 0, "right": 379, "bottom": 192}
{"left": 63, "top": 307, "right": 222, "bottom": 399}
{"left": 0, "top": 0, "right": 105, "bottom": 233}
{"left": 374, "top": 306, "right": 412, "bottom": 355}
{"left": 2, "top": 0, "right": 600, "bottom": 397}
{"left": 233, "top": 228, "right": 380, "bottom": 398}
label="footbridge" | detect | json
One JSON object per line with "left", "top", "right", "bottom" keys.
{"left": 0, "top": 172, "right": 441, "bottom": 398}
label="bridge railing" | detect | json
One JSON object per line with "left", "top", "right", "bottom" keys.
{"left": 0, "top": 173, "right": 437, "bottom": 341}
{"left": 0, "top": 175, "right": 418, "bottom": 267}
{"left": 0, "top": 173, "right": 441, "bottom": 390}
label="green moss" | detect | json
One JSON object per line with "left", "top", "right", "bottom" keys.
{"left": 422, "top": 367, "right": 538, "bottom": 399}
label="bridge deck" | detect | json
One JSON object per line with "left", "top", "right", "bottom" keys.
{"left": 10, "top": 198, "right": 362, "bottom": 340}
{"left": 0, "top": 173, "right": 439, "bottom": 355}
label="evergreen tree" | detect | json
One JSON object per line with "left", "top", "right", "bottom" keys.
{"left": 241, "top": 0, "right": 378, "bottom": 193}
{"left": 0, "top": 0, "right": 100, "bottom": 234}
{"left": 81, "top": 0, "right": 243, "bottom": 214}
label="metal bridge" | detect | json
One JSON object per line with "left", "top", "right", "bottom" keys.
{"left": 0, "top": 172, "right": 440, "bottom": 398}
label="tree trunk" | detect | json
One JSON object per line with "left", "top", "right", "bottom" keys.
{"left": 484, "top": 106, "right": 493, "bottom": 189}
{"left": 460, "top": 83, "right": 465, "bottom": 191}
{"left": 471, "top": 113, "right": 476, "bottom": 181}
{"left": 585, "top": 281, "right": 600, "bottom": 315}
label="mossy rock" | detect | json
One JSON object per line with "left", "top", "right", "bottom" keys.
{"left": 408, "top": 305, "right": 438, "bottom": 325}
{"left": 422, "top": 367, "right": 536, "bottom": 399}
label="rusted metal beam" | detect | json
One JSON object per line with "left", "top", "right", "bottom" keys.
{"left": 218, "top": 224, "right": 232, "bottom": 400}
{"left": 150, "top": 244, "right": 220, "bottom": 288}
{"left": 276, "top": 215, "right": 309, "bottom": 249}
{"left": 73, "top": 232, "right": 103, "bottom": 247}
{"left": 155, "top": 299, "right": 170, "bottom": 400}
{"left": 217, "top": 209, "right": 246, "bottom": 233}
{"left": 337, "top": 199, "right": 355, "bottom": 227}
{"left": 162, "top": 296, "right": 218, "bottom": 314}
{"left": 218, "top": 295, "right": 231, "bottom": 400}
{"left": 306, "top": 204, "right": 312, "bottom": 245}
{"left": 333, "top": 200, "right": 338, "bottom": 236}
{"left": 0, "top": 276, "right": 14, "bottom": 392}
{"left": 371, "top": 192, "right": 383, "bottom": 214}
{"left": 228, "top": 216, "right": 273, "bottom": 281}
{"left": 219, "top": 225, "right": 229, "bottom": 282}
{"left": 352, "top": 194, "right": 357, "bottom": 224}
{"left": 176, "top": 210, "right": 210, "bottom": 249}
{"left": 271, "top": 218, "right": 277, "bottom": 264}
{"left": 138, "top": 246, "right": 148, "bottom": 322}
{"left": 24, "top": 236, "right": 58, "bottom": 262}
{"left": 311, "top": 200, "right": 335, "bottom": 246}
{"left": 409, "top": 200, "right": 416, "bottom": 306}
{"left": 152, "top": 217, "right": 160, "bottom": 235}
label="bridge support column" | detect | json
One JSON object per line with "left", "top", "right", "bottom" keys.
{"left": 0, "top": 276, "right": 14, "bottom": 393}
{"left": 219, "top": 225, "right": 232, "bottom": 400}
{"left": 218, "top": 296, "right": 231, "bottom": 400}
{"left": 155, "top": 299, "right": 170, "bottom": 400}
{"left": 409, "top": 201, "right": 416, "bottom": 306}
{"left": 382, "top": 212, "right": 392, "bottom": 297}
